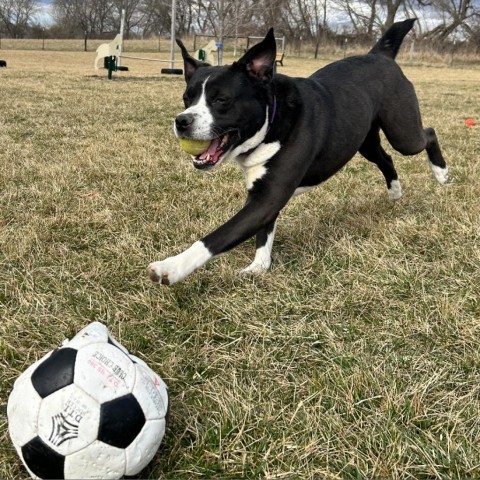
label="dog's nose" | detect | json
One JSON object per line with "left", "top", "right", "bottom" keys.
{"left": 175, "top": 113, "right": 194, "bottom": 133}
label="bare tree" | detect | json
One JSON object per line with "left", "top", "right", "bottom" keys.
{"left": 331, "top": 0, "right": 376, "bottom": 35}
{"left": 0, "top": 0, "right": 39, "bottom": 37}
{"left": 198, "top": 0, "right": 245, "bottom": 37}
{"left": 418, "top": 0, "right": 480, "bottom": 41}
{"left": 331, "top": 0, "right": 405, "bottom": 36}
{"left": 110, "top": 0, "right": 146, "bottom": 37}
{"left": 138, "top": 0, "right": 170, "bottom": 36}
{"left": 286, "top": 0, "right": 329, "bottom": 56}
{"left": 37, "top": 0, "right": 480, "bottom": 49}
{"left": 52, "top": 0, "right": 114, "bottom": 37}
{"left": 382, "top": 0, "right": 405, "bottom": 29}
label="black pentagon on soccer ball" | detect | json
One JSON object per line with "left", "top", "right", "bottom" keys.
{"left": 22, "top": 436, "right": 65, "bottom": 479}
{"left": 31, "top": 348, "right": 77, "bottom": 398}
{"left": 98, "top": 393, "right": 146, "bottom": 449}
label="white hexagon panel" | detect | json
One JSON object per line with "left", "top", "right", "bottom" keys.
{"left": 7, "top": 374, "right": 43, "bottom": 448}
{"left": 37, "top": 384, "right": 100, "bottom": 456}
{"left": 125, "top": 418, "right": 166, "bottom": 476}
{"left": 64, "top": 440, "right": 126, "bottom": 479}
{"left": 74, "top": 343, "right": 137, "bottom": 404}
{"left": 131, "top": 362, "right": 169, "bottom": 421}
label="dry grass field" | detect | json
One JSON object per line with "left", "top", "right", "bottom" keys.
{"left": 0, "top": 46, "right": 479, "bottom": 479}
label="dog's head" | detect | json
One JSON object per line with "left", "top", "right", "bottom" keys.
{"left": 175, "top": 29, "right": 276, "bottom": 170}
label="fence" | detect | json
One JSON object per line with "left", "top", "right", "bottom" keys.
{"left": 0, "top": 35, "right": 478, "bottom": 66}
{"left": 0, "top": 37, "right": 174, "bottom": 53}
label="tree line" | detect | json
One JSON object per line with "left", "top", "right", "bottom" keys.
{"left": 1, "top": 0, "right": 479, "bottom": 48}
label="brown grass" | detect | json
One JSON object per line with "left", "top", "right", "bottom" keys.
{"left": 0, "top": 48, "right": 479, "bottom": 479}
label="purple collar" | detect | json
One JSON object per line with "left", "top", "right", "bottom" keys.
{"left": 267, "top": 95, "right": 277, "bottom": 133}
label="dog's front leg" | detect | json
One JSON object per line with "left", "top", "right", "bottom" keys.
{"left": 240, "top": 217, "right": 278, "bottom": 275}
{"left": 148, "top": 192, "right": 288, "bottom": 285}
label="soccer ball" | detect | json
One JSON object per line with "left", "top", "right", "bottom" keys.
{"left": 7, "top": 322, "right": 169, "bottom": 479}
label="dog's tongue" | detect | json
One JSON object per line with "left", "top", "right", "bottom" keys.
{"left": 199, "top": 137, "right": 222, "bottom": 160}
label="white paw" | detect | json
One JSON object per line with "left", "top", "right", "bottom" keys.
{"left": 429, "top": 163, "right": 449, "bottom": 185}
{"left": 148, "top": 241, "right": 212, "bottom": 285}
{"left": 240, "top": 261, "right": 270, "bottom": 276}
{"left": 148, "top": 258, "right": 186, "bottom": 285}
{"left": 388, "top": 180, "right": 403, "bottom": 200}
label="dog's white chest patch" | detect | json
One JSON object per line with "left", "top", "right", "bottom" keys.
{"left": 238, "top": 141, "right": 281, "bottom": 190}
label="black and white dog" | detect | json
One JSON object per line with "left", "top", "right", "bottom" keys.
{"left": 148, "top": 19, "right": 448, "bottom": 285}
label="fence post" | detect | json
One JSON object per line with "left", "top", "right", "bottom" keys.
{"left": 450, "top": 39, "right": 456, "bottom": 66}
{"left": 84, "top": 31, "right": 87, "bottom": 52}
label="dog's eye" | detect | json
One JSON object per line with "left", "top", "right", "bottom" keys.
{"left": 214, "top": 97, "right": 229, "bottom": 105}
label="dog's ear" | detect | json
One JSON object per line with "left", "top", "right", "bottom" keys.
{"left": 176, "top": 39, "right": 211, "bottom": 82}
{"left": 236, "top": 28, "right": 276, "bottom": 82}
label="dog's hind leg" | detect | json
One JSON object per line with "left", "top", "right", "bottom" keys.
{"left": 359, "top": 127, "right": 403, "bottom": 200}
{"left": 379, "top": 84, "right": 448, "bottom": 185}
{"left": 424, "top": 127, "right": 449, "bottom": 184}
{"left": 386, "top": 124, "right": 449, "bottom": 186}
{"left": 240, "top": 218, "right": 278, "bottom": 274}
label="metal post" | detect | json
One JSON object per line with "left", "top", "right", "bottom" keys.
{"left": 42, "top": 27, "right": 45, "bottom": 50}
{"left": 450, "top": 39, "right": 456, "bottom": 66}
{"left": 169, "top": 0, "right": 176, "bottom": 70}
{"left": 108, "top": 56, "right": 114, "bottom": 80}
{"left": 118, "top": 9, "right": 125, "bottom": 67}
{"left": 161, "top": 0, "right": 182, "bottom": 75}
{"left": 218, "top": 0, "right": 224, "bottom": 66}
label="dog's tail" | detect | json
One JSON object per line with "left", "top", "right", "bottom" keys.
{"left": 369, "top": 19, "right": 416, "bottom": 59}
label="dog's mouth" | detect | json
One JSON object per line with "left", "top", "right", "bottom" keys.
{"left": 192, "top": 133, "right": 231, "bottom": 170}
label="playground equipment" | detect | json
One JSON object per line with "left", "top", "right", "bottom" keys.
{"left": 193, "top": 33, "right": 285, "bottom": 66}
{"left": 195, "top": 39, "right": 217, "bottom": 64}
{"left": 95, "top": 2, "right": 183, "bottom": 79}
{"left": 94, "top": 34, "right": 129, "bottom": 79}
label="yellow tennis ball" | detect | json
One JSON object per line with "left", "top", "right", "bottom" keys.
{"left": 178, "top": 138, "right": 211, "bottom": 156}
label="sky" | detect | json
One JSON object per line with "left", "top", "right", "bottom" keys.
{"left": 36, "top": 0, "right": 54, "bottom": 26}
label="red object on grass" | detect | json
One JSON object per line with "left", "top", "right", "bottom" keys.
{"left": 465, "top": 118, "right": 476, "bottom": 127}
